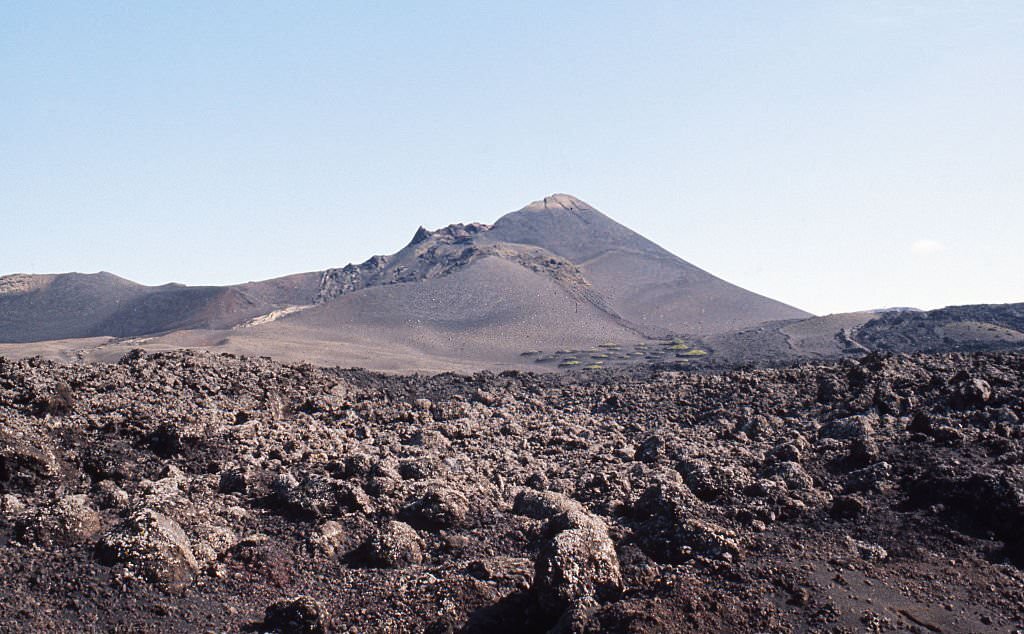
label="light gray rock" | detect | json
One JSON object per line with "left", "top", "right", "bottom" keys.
{"left": 16, "top": 494, "right": 101, "bottom": 546}
{"left": 97, "top": 509, "right": 199, "bottom": 590}
{"left": 533, "top": 524, "right": 623, "bottom": 615}
{"left": 820, "top": 415, "right": 876, "bottom": 441}
{"left": 310, "top": 520, "right": 346, "bottom": 558}
{"left": 362, "top": 520, "right": 424, "bottom": 568}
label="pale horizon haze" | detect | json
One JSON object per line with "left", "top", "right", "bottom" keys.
{"left": 3, "top": 1, "right": 1022, "bottom": 315}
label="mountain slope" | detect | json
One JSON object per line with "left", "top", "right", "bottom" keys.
{"left": 484, "top": 194, "right": 811, "bottom": 334}
{"left": 0, "top": 271, "right": 319, "bottom": 343}
{"left": 0, "top": 272, "right": 148, "bottom": 343}
{"left": 10, "top": 256, "right": 646, "bottom": 372}
{"left": 702, "top": 302, "right": 1024, "bottom": 366}
{"left": 309, "top": 193, "right": 811, "bottom": 338}
{"left": 234, "top": 255, "right": 647, "bottom": 370}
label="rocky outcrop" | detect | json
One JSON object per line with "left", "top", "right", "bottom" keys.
{"left": 313, "top": 223, "right": 493, "bottom": 304}
{"left": 854, "top": 303, "right": 1024, "bottom": 353}
{"left": 312, "top": 220, "right": 598, "bottom": 309}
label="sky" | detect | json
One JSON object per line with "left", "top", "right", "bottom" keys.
{"left": 2, "top": 1, "right": 1022, "bottom": 315}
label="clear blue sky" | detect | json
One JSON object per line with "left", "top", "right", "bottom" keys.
{"left": 2, "top": 1, "right": 1021, "bottom": 314}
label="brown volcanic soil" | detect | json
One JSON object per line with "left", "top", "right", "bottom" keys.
{"left": 1, "top": 351, "right": 1023, "bottom": 632}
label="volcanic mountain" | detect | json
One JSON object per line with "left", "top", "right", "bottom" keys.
{"left": 0, "top": 194, "right": 815, "bottom": 369}
{"left": 483, "top": 194, "right": 809, "bottom": 335}
{"left": 4, "top": 193, "right": 1022, "bottom": 371}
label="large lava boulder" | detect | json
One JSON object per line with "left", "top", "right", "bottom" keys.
{"left": 96, "top": 509, "right": 199, "bottom": 591}
{"left": 533, "top": 524, "right": 623, "bottom": 616}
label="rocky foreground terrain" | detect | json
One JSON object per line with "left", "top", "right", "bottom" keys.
{"left": 1, "top": 350, "right": 1023, "bottom": 632}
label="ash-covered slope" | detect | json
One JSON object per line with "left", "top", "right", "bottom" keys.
{"left": 0, "top": 271, "right": 320, "bottom": 344}
{"left": 483, "top": 194, "right": 812, "bottom": 334}
{"left": 220, "top": 194, "right": 813, "bottom": 368}
{"left": 856, "top": 302, "right": 1024, "bottom": 353}
{"left": 486, "top": 194, "right": 677, "bottom": 263}
{"left": 243, "top": 255, "right": 646, "bottom": 371}
{"left": 291, "top": 193, "right": 809, "bottom": 341}
{"left": 0, "top": 272, "right": 145, "bottom": 342}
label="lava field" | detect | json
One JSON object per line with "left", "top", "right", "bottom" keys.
{"left": 1, "top": 350, "right": 1023, "bottom": 632}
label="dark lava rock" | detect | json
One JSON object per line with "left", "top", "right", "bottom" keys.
{"left": 218, "top": 467, "right": 250, "bottom": 494}
{"left": 95, "top": 479, "right": 130, "bottom": 510}
{"left": 816, "top": 375, "right": 844, "bottom": 404}
{"left": 513, "top": 489, "right": 588, "bottom": 521}
{"left": 641, "top": 516, "right": 740, "bottom": 564}
{"left": 631, "top": 472, "right": 701, "bottom": 519}
{"left": 848, "top": 437, "right": 881, "bottom": 466}
{"left": 909, "top": 469, "right": 1024, "bottom": 563}
{"left": 263, "top": 595, "right": 330, "bottom": 634}
{"left": 907, "top": 411, "right": 935, "bottom": 435}
{"left": 844, "top": 462, "right": 892, "bottom": 493}
{"left": 399, "top": 485, "right": 469, "bottom": 529}
{"left": 340, "top": 452, "right": 373, "bottom": 478}
{"left": 680, "top": 460, "right": 752, "bottom": 502}
{"left": 16, "top": 494, "right": 101, "bottom": 546}
{"left": 148, "top": 419, "right": 215, "bottom": 459}
{"left": 951, "top": 377, "right": 993, "bottom": 409}
{"left": 764, "top": 461, "right": 814, "bottom": 491}
{"left": 309, "top": 520, "right": 346, "bottom": 558}
{"left": 830, "top": 494, "right": 868, "bottom": 519}
{"left": 271, "top": 472, "right": 370, "bottom": 519}
{"left": 2, "top": 349, "right": 1024, "bottom": 632}
{"left": 768, "top": 441, "right": 803, "bottom": 463}
{"left": 634, "top": 435, "right": 667, "bottom": 463}
{"left": 819, "top": 415, "right": 875, "bottom": 441}
{"left": 229, "top": 535, "right": 294, "bottom": 586}
{"left": 33, "top": 382, "right": 76, "bottom": 417}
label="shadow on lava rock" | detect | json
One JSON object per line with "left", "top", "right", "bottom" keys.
{"left": 458, "top": 590, "right": 547, "bottom": 634}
